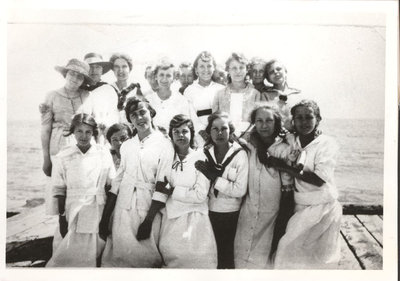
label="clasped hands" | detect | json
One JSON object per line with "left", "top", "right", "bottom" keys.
{"left": 257, "top": 148, "right": 286, "bottom": 169}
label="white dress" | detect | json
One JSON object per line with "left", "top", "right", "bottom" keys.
{"left": 101, "top": 131, "right": 174, "bottom": 267}
{"left": 274, "top": 134, "right": 342, "bottom": 269}
{"left": 146, "top": 91, "right": 200, "bottom": 134}
{"left": 46, "top": 144, "right": 116, "bottom": 267}
{"left": 234, "top": 138, "right": 293, "bottom": 269}
{"left": 159, "top": 150, "right": 218, "bottom": 268}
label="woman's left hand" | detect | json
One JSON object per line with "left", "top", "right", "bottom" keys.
{"left": 267, "top": 156, "right": 287, "bottom": 169}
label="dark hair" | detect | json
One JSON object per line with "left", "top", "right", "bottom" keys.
{"left": 192, "top": 51, "right": 217, "bottom": 80}
{"left": 204, "top": 111, "right": 235, "bottom": 146}
{"left": 124, "top": 96, "right": 156, "bottom": 123}
{"left": 64, "top": 113, "right": 99, "bottom": 137}
{"left": 168, "top": 114, "right": 195, "bottom": 149}
{"left": 106, "top": 123, "right": 133, "bottom": 143}
{"left": 249, "top": 103, "right": 284, "bottom": 140}
{"left": 290, "top": 99, "right": 322, "bottom": 122}
{"left": 225, "top": 52, "right": 249, "bottom": 84}
{"left": 265, "top": 59, "right": 287, "bottom": 84}
{"left": 110, "top": 53, "right": 133, "bottom": 71}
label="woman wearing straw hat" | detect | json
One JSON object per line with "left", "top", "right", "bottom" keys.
{"left": 39, "top": 58, "right": 93, "bottom": 215}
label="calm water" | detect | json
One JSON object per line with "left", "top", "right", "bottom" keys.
{"left": 6, "top": 118, "right": 384, "bottom": 212}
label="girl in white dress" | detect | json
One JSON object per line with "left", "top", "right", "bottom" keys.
{"left": 268, "top": 99, "right": 342, "bottom": 269}
{"left": 195, "top": 111, "right": 249, "bottom": 269}
{"left": 46, "top": 113, "right": 116, "bottom": 267}
{"left": 234, "top": 104, "right": 294, "bottom": 269}
{"left": 99, "top": 96, "right": 174, "bottom": 267}
{"left": 158, "top": 114, "right": 217, "bottom": 268}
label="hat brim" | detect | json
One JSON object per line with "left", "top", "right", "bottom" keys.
{"left": 55, "top": 66, "right": 94, "bottom": 85}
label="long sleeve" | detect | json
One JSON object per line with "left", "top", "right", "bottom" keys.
{"left": 52, "top": 155, "right": 67, "bottom": 196}
{"left": 172, "top": 170, "right": 210, "bottom": 204}
{"left": 212, "top": 89, "right": 222, "bottom": 113}
{"left": 213, "top": 150, "right": 249, "bottom": 198}
{"left": 109, "top": 142, "right": 127, "bottom": 195}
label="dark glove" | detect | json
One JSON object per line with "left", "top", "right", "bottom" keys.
{"left": 99, "top": 219, "right": 109, "bottom": 241}
{"left": 136, "top": 200, "right": 165, "bottom": 241}
{"left": 136, "top": 218, "right": 153, "bottom": 241}
{"left": 59, "top": 215, "right": 68, "bottom": 238}
{"left": 267, "top": 156, "right": 287, "bottom": 169}
{"left": 195, "top": 160, "right": 223, "bottom": 182}
{"left": 155, "top": 176, "right": 173, "bottom": 196}
{"left": 257, "top": 148, "right": 270, "bottom": 165}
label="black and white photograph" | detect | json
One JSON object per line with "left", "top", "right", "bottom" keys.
{"left": 1, "top": 0, "right": 398, "bottom": 280}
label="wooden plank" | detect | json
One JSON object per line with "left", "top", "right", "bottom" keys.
{"left": 7, "top": 215, "right": 57, "bottom": 244}
{"left": 341, "top": 215, "right": 383, "bottom": 269}
{"left": 356, "top": 215, "right": 383, "bottom": 247}
{"left": 7, "top": 205, "right": 47, "bottom": 237}
{"left": 342, "top": 204, "right": 383, "bottom": 215}
{"left": 338, "top": 231, "right": 362, "bottom": 269}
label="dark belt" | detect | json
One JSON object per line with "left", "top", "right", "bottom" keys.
{"left": 197, "top": 109, "right": 212, "bottom": 117}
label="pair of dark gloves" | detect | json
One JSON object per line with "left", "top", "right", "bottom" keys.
{"left": 257, "top": 147, "right": 287, "bottom": 169}
{"left": 194, "top": 160, "right": 223, "bottom": 197}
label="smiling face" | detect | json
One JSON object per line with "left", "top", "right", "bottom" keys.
{"left": 65, "top": 70, "right": 85, "bottom": 91}
{"left": 210, "top": 117, "right": 231, "bottom": 146}
{"left": 172, "top": 123, "right": 191, "bottom": 150}
{"left": 110, "top": 129, "right": 129, "bottom": 154}
{"left": 228, "top": 60, "right": 247, "bottom": 83}
{"left": 156, "top": 67, "right": 174, "bottom": 90}
{"left": 251, "top": 63, "right": 266, "bottom": 84}
{"left": 293, "top": 105, "right": 319, "bottom": 136}
{"left": 254, "top": 108, "right": 276, "bottom": 139}
{"left": 113, "top": 58, "right": 130, "bottom": 83}
{"left": 88, "top": 64, "right": 103, "bottom": 84}
{"left": 129, "top": 102, "right": 152, "bottom": 133}
{"left": 74, "top": 123, "right": 94, "bottom": 151}
{"left": 266, "top": 61, "right": 287, "bottom": 86}
{"left": 196, "top": 59, "right": 215, "bottom": 84}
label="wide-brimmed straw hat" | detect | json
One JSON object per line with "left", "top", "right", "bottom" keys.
{"left": 84, "top": 53, "right": 112, "bottom": 74}
{"left": 55, "top": 59, "right": 93, "bottom": 85}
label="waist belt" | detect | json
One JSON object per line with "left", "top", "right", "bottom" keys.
{"left": 197, "top": 109, "right": 212, "bottom": 117}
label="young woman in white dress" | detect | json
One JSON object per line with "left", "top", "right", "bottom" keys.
{"left": 46, "top": 113, "right": 115, "bottom": 267}
{"left": 268, "top": 99, "right": 342, "bottom": 269}
{"left": 234, "top": 104, "right": 294, "bottom": 269}
{"left": 99, "top": 96, "right": 174, "bottom": 267}
{"left": 158, "top": 114, "right": 217, "bottom": 268}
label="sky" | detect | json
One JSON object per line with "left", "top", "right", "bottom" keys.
{"left": 5, "top": 4, "right": 389, "bottom": 121}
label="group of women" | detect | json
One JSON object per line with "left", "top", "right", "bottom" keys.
{"left": 40, "top": 50, "right": 342, "bottom": 269}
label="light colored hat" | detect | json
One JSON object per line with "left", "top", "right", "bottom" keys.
{"left": 84, "top": 53, "right": 112, "bottom": 74}
{"left": 55, "top": 58, "right": 93, "bottom": 85}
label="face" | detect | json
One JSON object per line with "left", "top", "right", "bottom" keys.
{"left": 293, "top": 106, "right": 319, "bottom": 136}
{"left": 110, "top": 129, "right": 129, "bottom": 154}
{"left": 65, "top": 70, "right": 85, "bottom": 90}
{"left": 254, "top": 108, "right": 276, "bottom": 139}
{"left": 196, "top": 59, "right": 215, "bottom": 83}
{"left": 113, "top": 58, "right": 130, "bottom": 83}
{"left": 267, "top": 62, "right": 287, "bottom": 86}
{"left": 145, "top": 68, "right": 158, "bottom": 91}
{"left": 88, "top": 64, "right": 103, "bottom": 84}
{"left": 129, "top": 102, "right": 152, "bottom": 133}
{"left": 156, "top": 67, "right": 174, "bottom": 89}
{"left": 179, "top": 68, "right": 194, "bottom": 88}
{"left": 251, "top": 63, "right": 266, "bottom": 84}
{"left": 228, "top": 60, "right": 247, "bottom": 83}
{"left": 172, "top": 124, "right": 191, "bottom": 150}
{"left": 210, "top": 117, "right": 230, "bottom": 145}
{"left": 74, "top": 123, "right": 93, "bottom": 150}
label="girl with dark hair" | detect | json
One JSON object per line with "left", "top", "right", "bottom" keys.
{"left": 261, "top": 59, "right": 301, "bottom": 130}
{"left": 157, "top": 114, "right": 217, "bottom": 268}
{"left": 268, "top": 99, "right": 342, "bottom": 269}
{"left": 234, "top": 104, "right": 294, "bottom": 269}
{"left": 106, "top": 123, "right": 133, "bottom": 169}
{"left": 195, "top": 111, "right": 248, "bottom": 269}
{"left": 100, "top": 96, "right": 174, "bottom": 267}
{"left": 212, "top": 53, "right": 261, "bottom": 135}
{"left": 46, "top": 113, "right": 116, "bottom": 267}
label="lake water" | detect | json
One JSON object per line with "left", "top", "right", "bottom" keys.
{"left": 6, "top": 118, "right": 384, "bottom": 212}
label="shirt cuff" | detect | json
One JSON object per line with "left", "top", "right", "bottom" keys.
{"left": 152, "top": 191, "right": 168, "bottom": 203}
{"left": 213, "top": 177, "right": 230, "bottom": 193}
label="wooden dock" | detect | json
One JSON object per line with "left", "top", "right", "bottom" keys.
{"left": 6, "top": 204, "right": 383, "bottom": 269}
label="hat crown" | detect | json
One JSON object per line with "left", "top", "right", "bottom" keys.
{"left": 65, "top": 59, "right": 90, "bottom": 76}
{"left": 84, "top": 53, "right": 106, "bottom": 65}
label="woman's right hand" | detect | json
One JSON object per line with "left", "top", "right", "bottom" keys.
{"left": 59, "top": 215, "right": 68, "bottom": 238}
{"left": 42, "top": 158, "right": 52, "bottom": 177}
{"left": 99, "top": 220, "right": 110, "bottom": 241}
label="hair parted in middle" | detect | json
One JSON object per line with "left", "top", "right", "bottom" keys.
{"left": 204, "top": 111, "right": 236, "bottom": 146}
{"left": 225, "top": 52, "right": 249, "bottom": 84}
{"left": 249, "top": 103, "right": 285, "bottom": 141}
{"left": 109, "top": 53, "right": 133, "bottom": 71}
{"left": 168, "top": 114, "right": 196, "bottom": 149}
{"left": 64, "top": 113, "right": 99, "bottom": 138}
{"left": 106, "top": 123, "right": 133, "bottom": 143}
